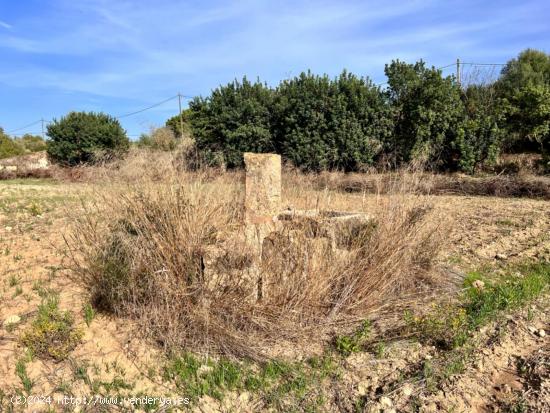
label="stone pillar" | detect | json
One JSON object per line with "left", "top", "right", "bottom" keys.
{"left": 243, "top": 153, "right": 281, "bottom": 300}
{"left": 244, "top": 153, "right": 281, "bottom": 225}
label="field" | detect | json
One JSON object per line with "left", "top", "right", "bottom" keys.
{"left": 0, "top": 166, "right": 549, "bottom": 412}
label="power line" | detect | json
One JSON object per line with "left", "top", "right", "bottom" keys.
{"left": 6, "top": 119, "right": 42, "bottom": 134}
{"left": 115, "top": 95, "right": 181, "bottom": 119}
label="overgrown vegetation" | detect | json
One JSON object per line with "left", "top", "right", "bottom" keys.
{"left": 66, "top": 166, "right": 445, "bottom": 359}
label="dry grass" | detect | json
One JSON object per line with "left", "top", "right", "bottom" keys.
{"left": 62, "top": 152, "right": 452, "bottom": 360}
{"left": 315, "top": 170, "right": 550, "bottom": 200}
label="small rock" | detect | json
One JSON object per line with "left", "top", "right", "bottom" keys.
{"left": 5, "top": 226, "right": 12, "bottom": 232}
{"left": 472, "top": 280, "right": 485, "bottom": 290}
{"left": 495, "top": 253, "right": 507, "bottom": 260}
{"left": 425, "top": 402, "right": 438, "bottom": 413}
{"left": 357, "top": 381, "right": 369, "bottom": 396}
{"left": 528, "top": 326, "right": 538, "bottom": 334}
{"left": 501, "top": 384, "right": 511, "bottom": 394}
{"left": 402, "top": 384, "right": 413, "bottom": 397}
{"left": 475, "top": 360, "right": 484, "bottom": 372}
{"left": 424, "top": 354, "right": 433, "bottom": 360}
{"left": 3, "top": 315, "right": 21, "bottom": 326}
{"left": 538, "top": 329, "right": 546, "bottom": 337}
{"left": 379, "top": 396, "right": 393, "bottom": 408}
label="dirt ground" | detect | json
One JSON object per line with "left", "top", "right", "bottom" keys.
{"left": 0, "top": 178, "right": 548, "bottom": 412}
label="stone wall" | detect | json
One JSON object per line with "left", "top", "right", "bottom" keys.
{"left": 0, "top": 151, "right": 49, "bottom": 172}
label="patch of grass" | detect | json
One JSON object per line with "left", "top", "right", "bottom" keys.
{"left": 407, "top": 262, "right": 550, "bottom": 350}
{"left": 15, "top": 358, "right": 34, "bottom": 395}
{"left": 464, "top": 263, "right": 550, "bottom": 328}
{"left": 334, "top": 320, "right": 371, "bottom": 356}
{"left": 163, "top": 352, "right": 337, "bottom": 410}
{"left": 404, "top": 262, "right": 550, "bottom": 395}
{"left": 83, "top": 303, "right": 96, "bottom": 327}
{"left": 27, "top": 201, "right": 43, "bottom": 216}
{"left": 12, "top": 285, "right": 23, "bottom": 298}
{"left": 20, "top": 295, "right": 83, "bottom": 361}
{"left": 9, "top": 274, "right": 20, "bottom": 287}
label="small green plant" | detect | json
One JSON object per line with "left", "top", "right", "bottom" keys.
{"left": 335, "top": 320, "right": 372, "bottom": 356}
{"left": 372, "top": 342, "right": 386, "bottom": 358}
{"left": 20, "top": 296, "right": 83, "bottom": 361}
{"left": 405, "top": 303, "right": 469, "bottom": 349}
{"left": 12, "top": 285, "right": 23, "bottom": 298}
{"left": 9, "top": 275, "right": 20, "bottom": 287}
{"left": 27, "top": 202, "right": 43, "bottom": 216}
{"left": 15, "top": 358, "right": 33, "bottom": 394}
{"left": 83, "top": 303, "right": 96, "bottom": 327}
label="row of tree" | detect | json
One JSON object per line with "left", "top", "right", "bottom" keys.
{"left": 168, "top": 49, "right": 549, "bottom": 173}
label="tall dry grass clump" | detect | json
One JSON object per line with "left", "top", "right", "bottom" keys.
{"left": 65, "top": 157, "right": 450, "bottom": 359}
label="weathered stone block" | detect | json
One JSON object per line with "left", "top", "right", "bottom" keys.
{"left": 244, "top": 153, "right": 281, "bottom": 226}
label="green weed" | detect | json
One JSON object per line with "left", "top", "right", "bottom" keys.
{"left": 335, "top": 320, "right": 371, "bottom": 356}
{"left": 83, "top": 303, "right": 96, "bottom": 327}
{"left": 20, "top": 295, "right": 83, "bottom": 361}
{"left": 15, "top": 359, "right": 33, "bottom": 394}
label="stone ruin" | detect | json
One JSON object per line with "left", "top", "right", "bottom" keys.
{"left": 204, "top": 153, "right": 372, "bottom": 302}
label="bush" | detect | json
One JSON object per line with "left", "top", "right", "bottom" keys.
{"left": 189, "top": 77, "right": 274, "bottom": 168}
{"left": 137, "top": 127, "right": 177, "bottom": 151}
{"left": 273, "top": 70, "right": 392, "bottom": 171}
{"left": 166, "top": 109, "right": 192, "bottom": 138}
{"left": 46, "top": 111, "right": 129, "bottom": 165}
{"left": 384, "top": 60, "right": 464, "bottom": 169}
{"left": 457, "top": 84, "right": 505, "bottom": 173}
{"left": 21, "top": 295, "right": 83, "bottom": 361}
{"left": 497, "top": 49, "right": 550, "bottom": 154}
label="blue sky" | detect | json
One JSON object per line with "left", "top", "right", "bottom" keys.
{"left": 1, "top": 0, "right": 549, "bottom": 138}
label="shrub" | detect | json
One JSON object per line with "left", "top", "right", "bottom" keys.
{"left": 136, "top": 127, "right": 177, "bottom": 151}
{"left": 46, "top": 111, "right": 129, "bottom": 165}
{"left": 457, "top": 84, "right": 505, "bottom": 173}
{"left": 189, "top": 77, "right": 274, "bottom": 168}
{"left": 497, "top": 49, "right": 550, "bottom": 154}
{"left": 166, "top": 109, "right": 192, "bottom": 138}
{"left": 384, "top": 60, "right": 464, "bottom": 169}
{"left": 21, "top": 295, "right": 83, "bottom": 361}
{"left": 65, "top": 166, "right": 445, "bottom": 359}
{"left": 273, "top": 70, "right": 392, "bottom": 171}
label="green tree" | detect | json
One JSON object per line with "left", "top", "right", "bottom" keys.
{"left": 46, "top": 112, "right": 129, "bottom": 165}
{"left": 0, "top": 128, "right": 25, "bottom": 159}
{"left": 188, "top": 77, "right": 274, "bottom": 168}
{"left": 384, "top": 60, "right": 464, "bottom": 169}
{"left": 497, "top": 49, "right": 550, "bottom": 153}
{"left": 273, "top": 70, "right": 391, "bottom": 171}
{"left": 457, "top": 84, "right": 505, "bottom": 173}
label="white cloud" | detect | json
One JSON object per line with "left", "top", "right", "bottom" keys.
{"left": 0, "top": 20, "right": 12, "bottom": 29}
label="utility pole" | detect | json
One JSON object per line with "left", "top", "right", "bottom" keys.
{"left": 178, "top": 93, "right": 184, "bottom": 139}
{"left": 456, "top": 58, "right": 461, "bottom": 87}
{"left": 40, "top": 118, "right": 45, "bottom": 139}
